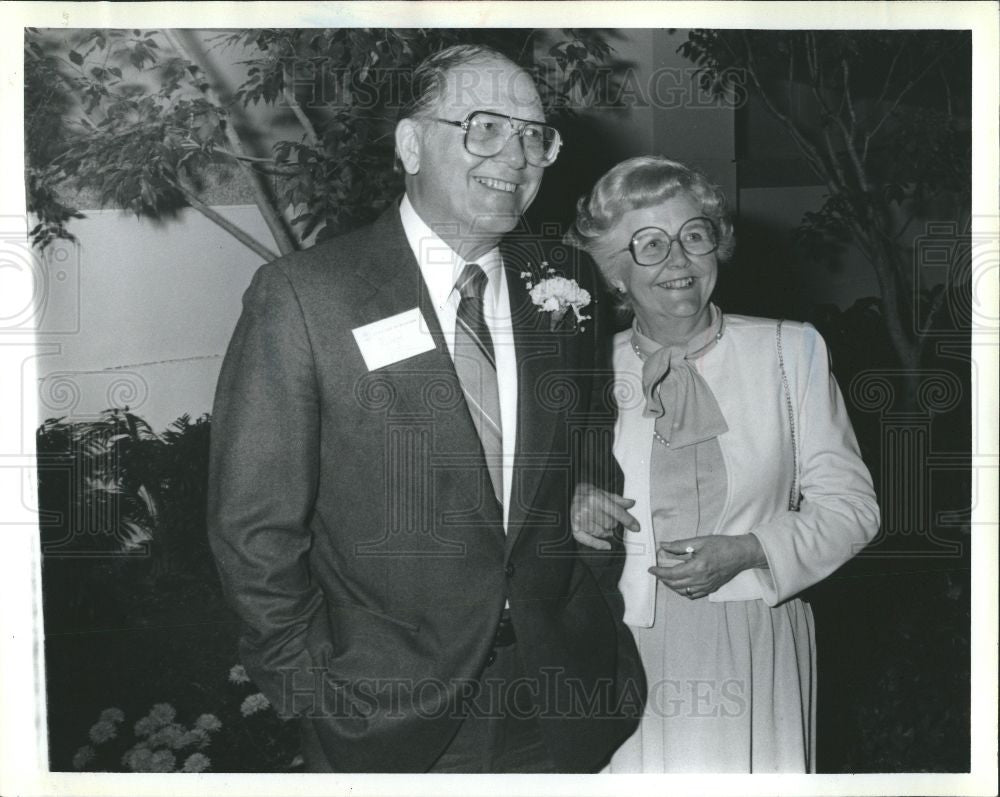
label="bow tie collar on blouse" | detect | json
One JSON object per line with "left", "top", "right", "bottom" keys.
{"left": 631, "top": 304, "right": 729, "bottom": 450}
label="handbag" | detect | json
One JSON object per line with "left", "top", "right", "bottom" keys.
{"left": 776, "top": 320, "right": 803, "bottom": 512}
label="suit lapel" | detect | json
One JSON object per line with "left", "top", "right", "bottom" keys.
{"left": 502, "top": 240, "right": 563, "bottom": 557}
{"left": 352, "top": 207, "right": 459, "bottom": 416}
{"left": 354, "top": 203, "right": 505, "bottom": 547}
{"left": 354, "top": 207, "right": 574, "bottom": 555}
{"left": 352, "top": 204, "right": 442, "bottom": 338}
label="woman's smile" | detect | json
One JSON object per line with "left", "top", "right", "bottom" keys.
{"left": 610, "top": 195, "right": 719, "bottom": 345}
{"left": 656, "top": 276, "right": 696, "bottom": 290}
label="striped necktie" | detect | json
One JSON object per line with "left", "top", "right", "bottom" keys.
{"left": 454, "top": 262, "right": 503, "bottom": 505}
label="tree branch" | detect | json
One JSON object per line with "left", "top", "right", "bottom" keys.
{"left": 787, "top": 40, "right": 795, "bottom": 109}
{"left": 173, "top": 182, "right": 279, "bottom": 261}
{"left": 178, "top": 142, "right": 298, "bottom": 171}
{"left": 848, "top": 214, "right": 918, "bottom": 365}
{"left": 811, "top": 33, "right": 824, "bottom": 96}
{"left": 864, "top": 39, "right": 907, "bottom": 162}
{"left": 940, "top": 64, "right": 954, "bottom": 117}
{"left": 161, "top": 29, "right": 296, "bottom": 255}
{"left": 517, "top": 30, "right": 538, "bottom": 64}
{"left": 282, "top": 63, "right": 320, "bottom": 147}
{"left": 875, "top": 39, "right": 906, "bottom": 108}
{"left": 802, "top": 53, "right": 869, "bottom": 195}
{"left": 842, "top": 59, "right": 858, "bottom": 141}
{"left": 820, "top": 126, "right": 852, "bottom": 192}
{"left": 805, "top": 32, "right": 817, "bottom": 83}
{"left": 867, "top": 41, "right": 956, "bottom": 148}
{"left": 740, "top": 34, "right": 830, "bottom": 182}
{"left": 831, "top": 104, "right": 871, "bottom": 194}
{"left": 800, "top": 38, "right": 856, "bottom": 173}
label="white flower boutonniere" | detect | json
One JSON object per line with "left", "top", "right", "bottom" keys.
{"left": 521, "top": 262, "right": 592, "bottom": 332}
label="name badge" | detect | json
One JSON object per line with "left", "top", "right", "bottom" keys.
{"left": 351, "top": 308, "right": 436, "bottom": 371}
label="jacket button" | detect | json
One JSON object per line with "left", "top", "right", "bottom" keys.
{"left": 505, "top": 562, "right": 515, "bottom": 578}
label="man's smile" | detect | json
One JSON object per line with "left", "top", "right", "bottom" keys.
{"left": 474, "top": 176, "right": 519, "bottom": 193}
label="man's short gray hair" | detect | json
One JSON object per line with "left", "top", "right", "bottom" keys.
{"left": 397, "top": 43, "right": 523, "bottom": 122}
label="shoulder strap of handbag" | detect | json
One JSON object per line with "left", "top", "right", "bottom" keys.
{"left": 776, "top": 320, "right": 802, "bottom": 512}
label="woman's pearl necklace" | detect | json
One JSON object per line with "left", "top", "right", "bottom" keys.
{"left": 630, "top": 318, "right": 724, "bottom": 448}
{"left": 629, "top": 326, "right": 724, "bottom": 362}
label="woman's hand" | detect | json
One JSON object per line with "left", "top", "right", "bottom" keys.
{"left": 570, "top": 483, "right": 641, "bottom": 550}
{"left": 649, "top": 534, "right": 767, "bottom": 599}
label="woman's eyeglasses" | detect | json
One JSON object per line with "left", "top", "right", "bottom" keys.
{"left": 627, "top": 217, "right": 719, "bottom": 266}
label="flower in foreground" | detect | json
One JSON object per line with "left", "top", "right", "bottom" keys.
{"left": 134, "top": 716, "right": 154, "bottom": 738}
{"left": 194, "top": 713, "right": 222, "bottom": 732}
{"left": 147, "top": 722, "right": 184, "bottom": 750}
{"left": 122, "top": 745, "right": 153, "bottom": 772}
{"left": 98, "top": 707, "right": 125, "bottom": 724}
{"left": 240, "top": 692, "right": 271, "bottom": 717}
{"left": 181, "top": 752, "right": 211, "bottom": 773}
{"left": 178, "top": 728, "right": 210, "bottom": 749}
{"left": 529, "top": 276, "right": 591, "bottom": 317}
{"left": 149, "top": 749, "right": 177, "bottom": 773}
{"left": 522, "top": 263, "right": 592, "bottom": 331}
{"left": 88, "top": 720, "right": 117, "bottom": 745}
{"left": 148, "top": 702, "right": 177, "bottom": 726}
{"left": 228, "top": 664, "right": 250, "bottom": 685}
{"left": 72, "top": 745, "right": 95, "bottom": 770}
{"left": 135, "top": 701, "right": 178, "bottom": 737}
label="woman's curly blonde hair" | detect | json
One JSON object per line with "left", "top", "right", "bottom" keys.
{"left": 564, "top": 156, "right": 736, "bottom": 281}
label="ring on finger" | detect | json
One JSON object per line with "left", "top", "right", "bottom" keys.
{"left": 685, "top": 587, "right": 692, "bottom": 597}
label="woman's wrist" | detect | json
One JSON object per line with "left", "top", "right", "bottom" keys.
{"left": 740, "top": 533, "right": 769, "bottom": 570}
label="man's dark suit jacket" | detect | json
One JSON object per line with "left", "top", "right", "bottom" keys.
{"left": 208, "top": 202, "right": 645, "bottom": 772}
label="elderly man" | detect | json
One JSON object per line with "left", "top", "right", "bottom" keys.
{"left": 208, "top": 44, "right": 643, "bottom": 773}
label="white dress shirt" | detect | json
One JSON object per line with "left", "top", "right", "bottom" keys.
{"left": 399, "top": 195, "right": 518, "bottom": 531}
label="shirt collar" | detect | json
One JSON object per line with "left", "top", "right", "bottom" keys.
{"left": 400, "top": 194, "right": 503, "bottom": 307}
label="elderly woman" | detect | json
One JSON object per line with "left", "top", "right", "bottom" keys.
{"left": 566, "top": 156, "right": 879, "bottom": 773}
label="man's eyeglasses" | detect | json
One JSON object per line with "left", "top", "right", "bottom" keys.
{"left": 627, "top": 218, "right": 719, "bottom": 266}
{"left": 432, "top": 110, "right": 562, "bottom": 167}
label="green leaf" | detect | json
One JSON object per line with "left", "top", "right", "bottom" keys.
{"left": 69, "top": 50, "right": 84, "bottom": 66}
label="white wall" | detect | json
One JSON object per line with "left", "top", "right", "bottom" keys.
{"left": 34, "top": 206, "right": 274, "bottom": 432}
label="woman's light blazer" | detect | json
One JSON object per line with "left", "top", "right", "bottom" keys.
{"left": 612, "top": 315, "right": 880, "bottom": 627}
